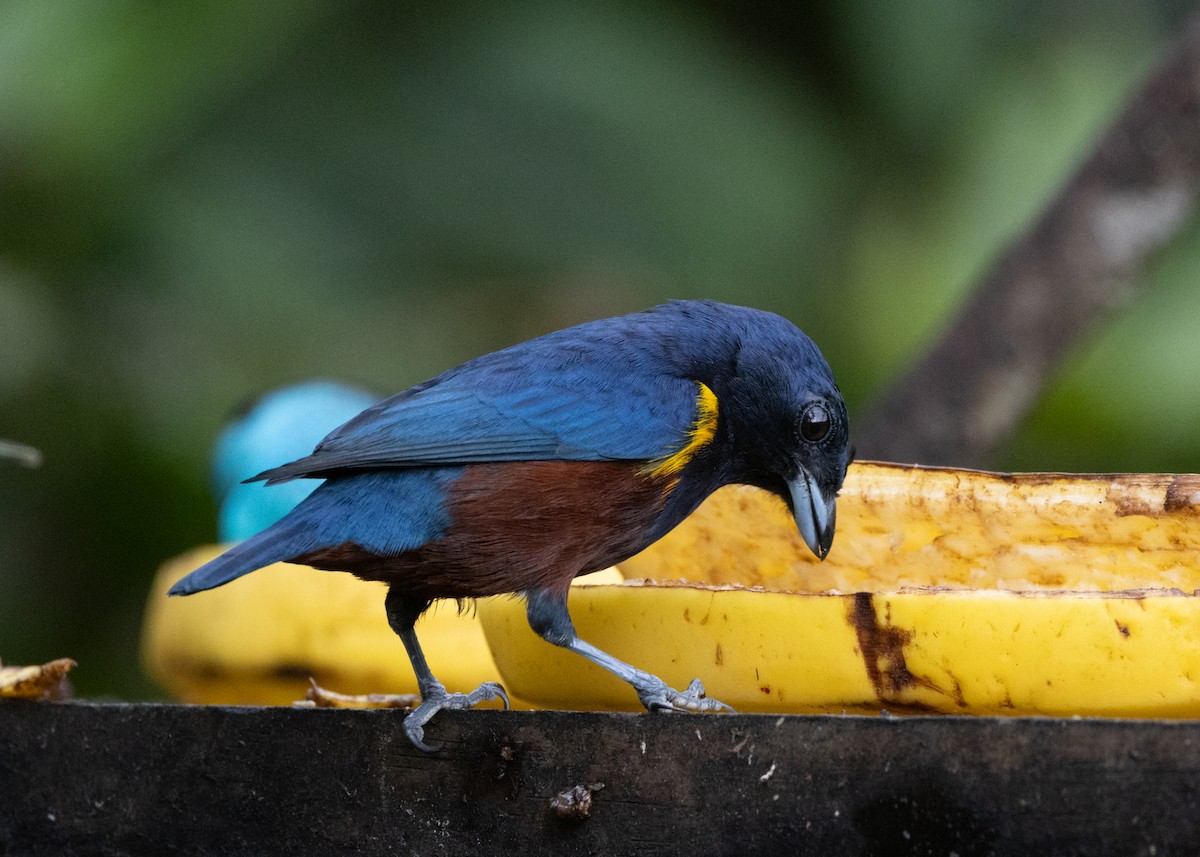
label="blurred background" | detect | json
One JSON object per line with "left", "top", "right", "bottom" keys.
{"left": 2, "top": 0, "right": 1198, "bottom": 699}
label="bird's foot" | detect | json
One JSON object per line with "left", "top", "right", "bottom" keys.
{"left": 403, "top": 681, "right": 510, "bottom": 752}
{"left": 635, "top": 676, "right": 734, "bottom": 714}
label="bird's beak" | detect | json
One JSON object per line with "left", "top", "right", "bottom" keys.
{"left": 788, "top": 469, "right": 836, "bottom": 560}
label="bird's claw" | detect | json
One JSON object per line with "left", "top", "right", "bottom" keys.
{"left": 402, "top": 681, "right": 510, "bottom": 752}
{"left": 640, "top": 677, "right": 734, "bottom": 714}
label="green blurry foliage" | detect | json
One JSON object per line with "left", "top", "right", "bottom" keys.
{"left": 0, "top": 0, "right": 1195, "bottom": 697}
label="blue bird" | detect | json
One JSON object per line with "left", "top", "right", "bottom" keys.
{"left": 210, "top": 381, "right": 379, "bottom": 542}
{"left": 171, "top": 300, "right": 852, "bottom": 750}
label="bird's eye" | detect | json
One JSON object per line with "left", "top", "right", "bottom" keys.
{"left": 800, "top": 403, "right": 831, "bottom": 443}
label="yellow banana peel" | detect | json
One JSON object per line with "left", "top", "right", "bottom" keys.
{"left": 619, "top": 463, "right": 1200, "bottom": 592}
{"left": 142, "top": 546, "right": 501, "bottom": 706}
{"left": 141, "top": 546, "right": 619, "bottom": 706}
{"left": 478, "top": 582, "right": 1200, "bottom": 716}
{"left": 0, "top": 657, "right": 76, "bottom": 700}
{"left": 477, "top": 462, "right": 1200, "bottom": 716}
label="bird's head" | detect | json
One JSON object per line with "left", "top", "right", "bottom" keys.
{"left": 704, "top": 312, "right": 851, "bottom": 561}
{"left": 778, "top": 391, "right": 851, "bottom": 561}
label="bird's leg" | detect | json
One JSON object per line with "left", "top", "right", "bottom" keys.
{"left": 384, "top": 589, "right": 509, "bottom": 752}
{"left": 525, "top": 587, "right": 733, "bottom": 714}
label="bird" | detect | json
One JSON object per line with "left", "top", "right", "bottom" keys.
{"left": 210, "top": 380, "right": 379, "bottom": 542}
{"left": 170, "top": 300, "right": 852, "bottom": 751}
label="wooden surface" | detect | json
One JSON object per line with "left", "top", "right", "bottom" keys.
{"left": 2, "top": 702, "right": 1198, "bottom": 856}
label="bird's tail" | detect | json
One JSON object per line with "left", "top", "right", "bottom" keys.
{"left": 168, "top": 525, "right": 308, "bottom": 596}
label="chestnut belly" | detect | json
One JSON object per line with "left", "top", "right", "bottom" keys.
{"left": 294, "top": 460, "right": 675, "bottom": 600}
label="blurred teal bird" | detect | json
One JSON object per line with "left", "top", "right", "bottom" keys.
{"left": 211, "top": 381, "right": 378, "bottom": 542}
{"left": 173, "top": 301, "right": 851, "bottom": 750}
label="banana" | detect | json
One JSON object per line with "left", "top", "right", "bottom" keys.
{"left": 477, "top": 582, "right": 1200, "bottom": 716}
{"left": 477, "top": 581, "right": 873, "bottom": 712}
{"left": 619, "top": 463, "right": 1200, "bottom": 592}
{"left": 142, "top": 546, "right": 500, "bottom": 705}
{"left": 0, "top": 657, "right": 76, "bottom": 700}
{"left": 141, "top": 546, "right": 620, "bottom": 706}
{"left": 476, "top": 462, "right": 1200, "bottom": 716}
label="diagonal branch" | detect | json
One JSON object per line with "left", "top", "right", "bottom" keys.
{"left": 857, "top": 11, "right": 1200, "bottom": 467}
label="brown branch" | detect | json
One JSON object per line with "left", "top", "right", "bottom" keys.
{"left": 857, "top": 11, "right": 1200, "bottom": 467}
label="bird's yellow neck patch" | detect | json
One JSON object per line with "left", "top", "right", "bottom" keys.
{"left": 643, "top": 382, "right": 719, "bottom": 479}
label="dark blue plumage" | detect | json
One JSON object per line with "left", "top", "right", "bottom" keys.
{"left": 256, "top": 300, "right": 835, "bottom": 480}
{"left": 170, "top": 300, "right": 851, "bottom": 750}
{"left": 178, "top": 468, "right": 463, "bottom": 595}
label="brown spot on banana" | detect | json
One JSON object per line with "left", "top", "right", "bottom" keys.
{"left": 1165, "top": 475, "right": 1200, "bottom": 515}
{"left": 851, "top": 593, "right": 943, "bottom": 706}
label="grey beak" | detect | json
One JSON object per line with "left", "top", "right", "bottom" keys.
{"left": 788, "top": 469, "right": 836, "bottom": 560}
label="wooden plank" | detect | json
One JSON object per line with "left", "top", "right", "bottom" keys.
{"left": 1, "top": 702, "right": 1198, "bottom": 855}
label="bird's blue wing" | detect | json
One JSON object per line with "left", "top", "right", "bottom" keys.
{"left": 256, "top": 357, "right": 704, "bottom": 483}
